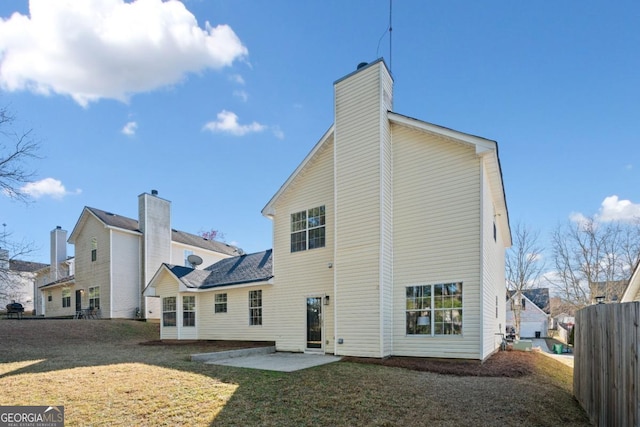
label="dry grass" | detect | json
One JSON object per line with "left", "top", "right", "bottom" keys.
{"left": 0, "top": 319, "right": 590, "bottom": 426}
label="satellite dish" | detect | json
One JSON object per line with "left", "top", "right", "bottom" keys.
{"left": 187, "top": 254, "right": 203, "bottom": 268}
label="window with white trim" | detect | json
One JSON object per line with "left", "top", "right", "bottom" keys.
{"left": 249, "top": 290, "right": 262, "bottom": 326}
{"left": 406, "top": 283, "right": 463, "bottom": 335}
{"left": 91, "top": 237, "right": 97, "bottom": 262}
{"left": 215, "top": 293, "right": 227, "bottom": 313}
{"left": 162, "top": 297, "right": 176, "bottom": 327}
{"left": 183, "top": 295, "right": 196, "bottom": 327}
{"left": 62, "top": 288, "right": 71, "bottom": 308}
{"left": 291, "top": 206, "right": 325, "bottom": 252}
{"left": 88, "top": 286, "right": 100, "bottom": 309}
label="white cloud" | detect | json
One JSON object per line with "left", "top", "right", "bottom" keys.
{"left": 20, "top": 178, "right": 81, "bottom": 199}
{"left": 203, "top": 110, "right": 265, "bottom": 136}
{"left": 0, "top": 0, "right": 248, "bottom": 106}
{"left": 570, "top": 195, "right": 640, "bottom": 225}
{"left": 229, "top": 74, "right": 245, "bottom": 85}
{"left": 233, "top": 90, "right": 248, "bottom": 102}
{"left": 596, "top": 195, "right": 640, "bottom": 222}
{"left": 122, "top": 121, "right": 137, "bottom": 136}
{"left": 272, "top": 126, "right": 285, "bottom": 140}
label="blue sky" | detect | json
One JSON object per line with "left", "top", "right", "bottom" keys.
{"left": 1, "top": 0, "right": 639, "bottom": 264}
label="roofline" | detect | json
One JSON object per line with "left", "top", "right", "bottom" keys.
{"left": 508, "top": 292, "right": 550, "bottom": 316}
{"left": 389, "top": 112, "right": 511, "bottom": 246}
{"left": 261, "top": 125, "right": 334, "bottom": 218}
{"left": 621, "top": 260, "right": 640, "bottom": 302}
{"left": 181, "top": 278, "right": 274, "bottom": 292}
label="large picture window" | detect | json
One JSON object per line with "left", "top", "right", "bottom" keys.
{"left": 291, "top": 206, "right": 325, "bottom": 252}
{"left": 406, "top": 283, "right": 463, "bottom": 335}
{"left": 162, "top": 297, "right": 176, "bottom": 327}
{"left": 249, "top": 290, "right": 262, "bottom": 326}
{"left": 183, "top": 296, "right": 196, "bottom": 327}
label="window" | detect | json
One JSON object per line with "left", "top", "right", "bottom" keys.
{"left": 510, "top": 297, "right": 526, "bottom": 311}
{"left": 62, "top": 288, "right": 71, "bottom": 308}
{"left": 162, "top": 297, "right": 176, "bottom": 327}
{"left": 88, "top": 286, "right": 100, "bottom": 309}
{"left": 183, "top": 295, "right": 196, "bottom": 327}
{"left": 406, "top": 283, "right": 463, "bottom": 335}
{"left": 184, "top": 250, "right": 193, "bottom": 267}
{"left": 215, "top": 293, "right": 227, "bottom": 313}
{"left": 249, "top": 290, "right": 262, "bottom": 326}
{"left": 47, "top": 291, "right": 52, "bottom": 302}
{"left": 91, "top": 238, "right": 97, "bottom": 262}
{"left": 291, "top": 206, "right": 325, "bottom": 252}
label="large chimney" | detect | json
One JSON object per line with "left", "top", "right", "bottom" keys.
{"left": 50, "top": 226, "right": 68, "bottom": 281}
{"left": 138, "top": 190, "right": 171, "bottom": 291}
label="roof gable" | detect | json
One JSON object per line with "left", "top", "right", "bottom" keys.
{"left": 508, "top": 288, "right": 550, "bottom": 314}
{"left": 621, "top": 261, "right": 640, "bottom": 302}
{"left": 68, "top": 206, "right": 238, "bottom": 256}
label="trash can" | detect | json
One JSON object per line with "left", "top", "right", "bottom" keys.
{"left": 535, "top": 331, "right": 541, "bottom": 338}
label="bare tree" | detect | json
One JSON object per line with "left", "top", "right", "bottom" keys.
{"left": 199, "top": 228, "right": 225, "bottom": 242}
{"left": 550, "top": 217, "right": 640, "bottom": 309}
{"left": 506, "top": 223, "right": 546, "bottom": 338}
{"left": 0, "top": 106, "right": 40, "bottom": 201}
{"left": 1, "top": 105, "right": 41, "bottom": 305}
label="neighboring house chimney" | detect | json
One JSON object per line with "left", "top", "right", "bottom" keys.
{"left": 138, "top": 190, "right": 171, "bottom": 292}
{"left": 50, "top": 226, "right": 67, "bottom": 281}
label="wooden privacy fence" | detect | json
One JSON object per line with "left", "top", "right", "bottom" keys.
{"left": 574, "top": 302, "right": 639, "bottom": 426}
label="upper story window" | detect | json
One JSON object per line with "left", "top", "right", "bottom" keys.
{"left": 291, "top": 206, "right": 325, "bottom": 252}
{"left": 91, "top": 238, "right": 97, "bottom": 262}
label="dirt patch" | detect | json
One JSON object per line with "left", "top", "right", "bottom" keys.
{"left": 342, "top": 349, "right": 536, "bottom": 377}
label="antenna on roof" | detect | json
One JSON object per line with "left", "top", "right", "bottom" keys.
{"left": 376, "top": 0, "right": 393, "bottom": 73}
{"left": 187, "top": 254, "right": 203, "bottom": 269}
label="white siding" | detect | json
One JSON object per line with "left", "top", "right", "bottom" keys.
{"left": 480, "top": 161, "right": 507, "bottom": 359}
{"left": 110, "top": 231, "right": 140, "bottom": 319}
{"left": 170, "top": 243, "right": 230, "bottom": 269}
{"left": 271, "top": 137, "right": 335, "bottom": 353}
{"left": 391, "top": 125, "right": 483, "bottom": 359}
{"left": 333, "top": 61, "right": 393, "bottom": 357}
{"left": 197, "top": 285, "right": 275, "bottom": 342}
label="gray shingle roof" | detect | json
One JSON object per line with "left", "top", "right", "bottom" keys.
{"left": 165, "top": 249, "right": 273, "bottom": 289}
{"left": 86, "top": 206, "right": 239, "bottom": 256}
{"left": 9, "top": 259, "right": 49, "bottom": 273}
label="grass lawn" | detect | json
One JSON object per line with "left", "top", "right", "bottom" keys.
{"left": 0, "top": 319, "right": 590, "bottom": 426}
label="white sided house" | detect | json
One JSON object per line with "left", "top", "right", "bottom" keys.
{"left": 147, "top": 59, "right": 511, "bottom": 360}
{"left": 50, "top": 191, "right": 240, "bottom": 320}
{"left": 621, "top": 261, "right": 640, "bottom": 302}
{"left": 506, "top": 288, "right": 550, "bottom": 338}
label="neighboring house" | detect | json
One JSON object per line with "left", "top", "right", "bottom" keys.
{"left": 621, "top": 261, "right": 640, "bottom": 302}
{"left": 506, "top": 288, "right": 550, "bottom": 338}
{"left": 40, "top": 190, "right": 240, "bottom": 319}
{"left": 146, "top": 58, "right": 511, "bottom": 361}
{"left": 589, "top": 280, "right": 629, "bottom": 304}
{"left": 0, "top": 248, "right": 48, "bottom": 313}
